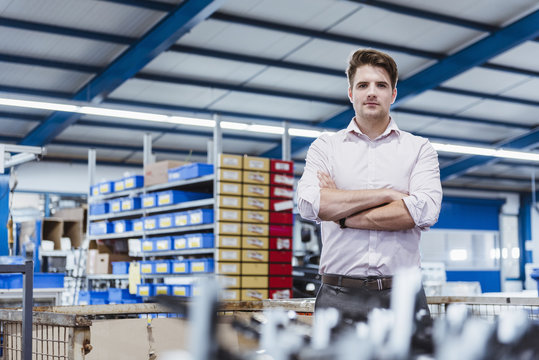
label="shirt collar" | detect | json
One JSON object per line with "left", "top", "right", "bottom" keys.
{"left": 345, "top": 116, "right": 401, "bottom": 140}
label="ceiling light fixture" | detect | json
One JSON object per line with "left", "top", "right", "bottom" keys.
{"left": 0, "top": 95, "right": 538, "bottom": 161}
{"left": 432, "top": 143, "right": 539, "bottom": 162}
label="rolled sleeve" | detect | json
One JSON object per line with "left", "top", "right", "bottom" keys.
{"left": 297, "top": 134, "right": 332, "bottom": 223}
{"left": 403, "top": 140, "right": 443, "bottom": 230}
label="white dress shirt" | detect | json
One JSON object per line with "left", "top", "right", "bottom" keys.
{"left": 297, "top": 118, "right": 442, "bottom": 277}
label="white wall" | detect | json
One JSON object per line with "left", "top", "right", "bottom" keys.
{"left": 11, "top": 161, "right": 140, "bottom": 194}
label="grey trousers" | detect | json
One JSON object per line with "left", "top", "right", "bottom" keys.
{"left": 315, "top": 282, "right": 430, "bottom": 323}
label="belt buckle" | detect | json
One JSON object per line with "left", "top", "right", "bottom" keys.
{"left": 377, "top": 278, "right": 383, "bottom": 290}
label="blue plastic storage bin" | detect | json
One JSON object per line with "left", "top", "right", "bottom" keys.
{"left": 186, "top": 233, "right": 214, "bottom": 249}
{"left": 78, "top": 290, "right": 108, "bottom": 305}
{"left": 112, "top": 220, "right": 132, "bottom": 234}
{"left": 139, "top": 260, "right": 155, "bottom": 275}
{"left": 111, "top": 261, "right": 130, "bottom": 275}
{"left": 137, "top": 284, "right": 154, "bottom": 297}
{"left": 173, "top": 235, "right": 187, "bottom": 250}
{"left": 124, "top": 175, "right": 144, "bottom": 189}
{"left": 173, "top": 211, "right": 189, "bottom": 227}
{"left": 153, "top": 236, "right": 173, "bottom": 251}
{"left": 144, "top": 216, "right": 158, "bottom": 231}
{"left": 108, "top": 288, "right": 140, "bottom": 303}
{"left": 157, "top": 213, "right": 174, "bottom": 229}
{"left": 98, "top": 181, "right": 114, "bottom": 195}
{"left": 141, "top": 238, "right": 154, "bottom": 252}
{"left": 90, "top": 185, "right": 100, "bottom": 197}
{"left": 113, "top": 179, "right": 125, "bottom": 192}
{"left": 0, "top": 273, "right": 65, "bottom": 289}
{"left": 154, "top": 260, "right": 172, "bottom": 274}
{"left": 132, "top": 218, "right": 144, "bottom": 232}
{"left": 190, "top": 258, "right": 214, "bottom": 274}
{"left": 171, "top": 284, "right": 192, "bottom": 297}
{"left": 188, "top": 209, "right": 214, "bottom": 225}
{"left": 109, "top": 199, "right": 122, "bottom": 213}
{"left": 531, "top": 268, "right": 539, "bottom": 296}
{"left": 156, "top": 190, "right": 211, "bottom": 206}
{"left": 171, "top": 260, "right": 190, "bottom": 274}
{"left": 141, "top": 193, "right": 157, "bottom": 208}
{"left": 89, "top": 202, "right": 109, "bottom": 216}
{"left": 154, "top": 284, "right": 170, "bottom": 296}
{"left": 121, "top": 197, "right": 141, "bottom": 211}
{"left": 168, "top": 163, "right": 214, "bottom": 181}
{"left": 89, "top": 221, "right": 113, "bottom": 235}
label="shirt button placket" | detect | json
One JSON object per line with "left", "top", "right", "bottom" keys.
{"left": 367, "top": 141, "right": 375, "bottom": 270}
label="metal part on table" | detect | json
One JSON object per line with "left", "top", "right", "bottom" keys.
{"left": 428, "top": 296, "right": 539, "bottom": 321}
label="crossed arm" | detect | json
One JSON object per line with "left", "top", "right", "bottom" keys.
{"left": 317, "top": 171, "right": 416, "bottom": 231}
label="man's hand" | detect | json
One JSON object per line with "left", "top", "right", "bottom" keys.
{"left": 317, "top": 171, "right": 337, "bottom": 189}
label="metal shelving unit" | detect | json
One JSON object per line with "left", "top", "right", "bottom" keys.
{"left": 86, "top": 166, "right": 217, "bottom": 299}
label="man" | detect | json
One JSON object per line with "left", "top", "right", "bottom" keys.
{"left": 297, "top": 49, "right": 442, "bottom": 322}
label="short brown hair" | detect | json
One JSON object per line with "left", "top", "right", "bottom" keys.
{"left": 346, "top": 49, "right": 398, "bottom": 89}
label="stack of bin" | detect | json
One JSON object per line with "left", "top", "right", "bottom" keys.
{"left": 216, "top": 154, "right": 294, "bottom": 301}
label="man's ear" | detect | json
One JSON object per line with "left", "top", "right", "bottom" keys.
{"left": 348, "top": 87, "right": 353, "bottom": 103}
{"left": 391, "top": 87, "right": 397, "bottom": 104}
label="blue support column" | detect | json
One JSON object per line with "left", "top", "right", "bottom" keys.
{"left": 0, "top": 169, "right": 10, "bottom": 256}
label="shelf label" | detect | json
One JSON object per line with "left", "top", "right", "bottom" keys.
{"left": 174, "top": 238, "right": 186, "bottom": 249}
{"left": 175, "top": 214, "right": 188, "bottom": 227}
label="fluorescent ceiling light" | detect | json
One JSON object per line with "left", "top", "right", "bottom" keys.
{"left": 168, "top": 116, "right": 215, "bottom": 127}
{"left": 0, "top": 95, "right": 538, "bottom": 162}
{"left": 79, "top": 106, "right": 169, "bottom": 122}
{"left": 0, "top": 98, "right": 79, "bottom": 113}
{"left": 248, "top": 124, "right": 284, "bottom": 135}
{"left": 432, "top": 142, "right": 539, "bottom": 162}
{"left": 289, "top": 128, "right": 322, "bottom": 138}
{"left": 221, "top": 121, "right": 249, "bottom": 130}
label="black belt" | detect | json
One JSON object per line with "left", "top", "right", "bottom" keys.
{"left": 322, "top": 274, "right": 393, "bottom": 291}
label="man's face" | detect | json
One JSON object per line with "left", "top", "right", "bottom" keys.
{"left": 348, "top": 65, "right": 397, "bottom": 122}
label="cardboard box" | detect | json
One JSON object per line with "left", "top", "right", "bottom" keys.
{"left": 269, "top": 212, "right": 293, "bottom": 224}
{"left": 242, "top": 210, "right": 269, "bottom": 223}
{"left": 243, "top": 184, "right": 269, "bottom": 198}
{"left": 218, "top": 182, "right": 243, "bottom": 196}
{"left": 243, "top": 171, "right": 269, "bottom": 184}
{"left": 218, "top": 195, "right": 242, "bottom": 209}
{"left": 269, "top": 237, "right": 292, "bottom": 250}
{"left": 243, "top": 156, "right": 269, "bottom": 171}
{"left": 241, "top": 289, "right": 268, "bottom": 301}
{"left": 242, "top": 223, "right": 269, "bottom": 236}
{"left": 63, "top": 220, "right": 82, "bottom": 248}
{"left": 270, "top": 159, "right": 293, "bottom": 174}
{"left": 242, "top": 249, "right": 268, "bottom": 262}
{"left": 219, "top": 154, "right": 243, "bottom": 169}
{"left": 216, "top": 249, "right": 241, "bottom": 262}
{"left": 216, "top": 236, "right": 241, "bottom": 249}
{"left": 270, "top": 173, "right": 294, "bottom": 187}
{"left": 269, "top": 250, "right": 292, "bottom": 263}
{"left": 55, "top": 207, "right": 87, "bottom": 233}
{"left": 218, "top": 169, "right": 242, "bottom": 183}
{"left": 144, "top": 160, "right": 187, "bottom": 186}
{"left": 242, "top": 197, "right": 269, "bottom": 210}
{"left": 269, "top": 276, "right": 293, "bottom": 288}
{"left": 218, "top": 209, "right": 242, "bottom": 222}
{"left": 242, "top": 236, "right": 269, "bottom": 249}
{"left": 42, "top": 218, "right": 63, "bottom": 250}
{"left": 217, "top": 275, "right": 241, "bottom": 289}
{"left": 95, "top": 253, "right": 131, "bottom": 274}
{"left": 218, "top": 222, "right": 242, "bottom": 235}
{"left": 241, "top": 276, "right": 268, "bottom": 288}
{"left": 220, "top": 289, "right": 240, "bottom": 301}
{"left": 217, "top": 262, "right": 241, "bottom": 275}
{"left": 241, "top": 262, "right": 268, "bottom": 275}
{"left": 270, "top": 187, "right": 294, "bottom": 199}
{"left": 269, "top": 288, "right": 292, "bottom": 299}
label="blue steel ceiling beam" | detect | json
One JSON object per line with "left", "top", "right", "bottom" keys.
{"left": 440, "top": 128, "right": 539, "bottom": 180}
{"left": 169, "top": 44, "right": 344, "bottom": 77}
{"left": 19, "top": 0, "right": 225, "bottom": 146}
{"left": 436, "top": 86, "right": 539, "bottom": 108}
{"left": 0, "top": 17, "right": 133, "bottom": 44}
{"left": 268, "top": 9, "right": 539, "bottom": 159}
{"left": 210, "top": 12, "right": 443, "bottom": 60}
{"left": 135, "top": 73, "right": 348, "bottom": 106}
{"left": 346, "top": 0, "right": 497, "bottom": 32}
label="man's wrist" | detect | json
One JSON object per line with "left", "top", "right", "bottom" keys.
{"left": 339, "top": 217, "right": 347, "bottom": 229}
